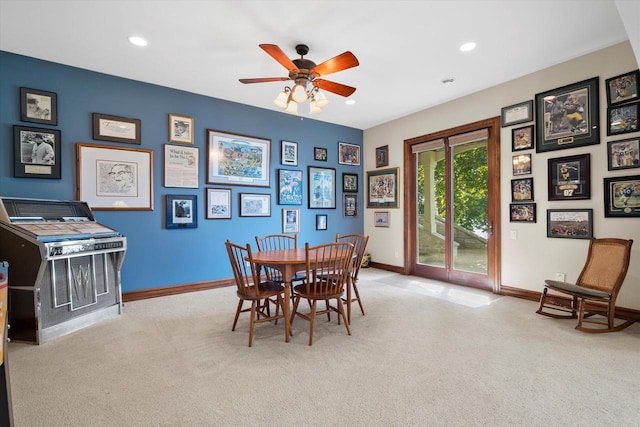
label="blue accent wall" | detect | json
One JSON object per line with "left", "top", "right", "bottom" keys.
{"left": 0, "top": 51, "right": 363, "bottom": 292}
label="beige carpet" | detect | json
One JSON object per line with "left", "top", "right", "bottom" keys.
{"left": 7, "top": 268, "right": 640, "bottom": 426}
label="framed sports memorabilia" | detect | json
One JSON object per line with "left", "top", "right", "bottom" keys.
{"left": 547, "top": 154, "right": 590, "bottom": 201}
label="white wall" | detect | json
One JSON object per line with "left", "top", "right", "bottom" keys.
{"left": 363, "top": 41, "right": 640, "bottom": 310}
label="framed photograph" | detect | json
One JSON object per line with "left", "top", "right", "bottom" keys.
{"left": 547, "top": 209, "right": 593, "bottom": 239}
{"left": 206, "top": 188, "right": 231, "bottom": 219}
{"left": 535, "top": 77, "right": 599, "bottom": 153}
{"left": 314, "top": 147, "right": 327, "bottom": 161}
{"left": 20, "top": 87, "right": 57, "bottom": 125}
{"left": 501, "top": 100, "right": 533, "bottom": 127}
{"left": 206, "top": 129, "right": 270, "bottom": 187}
{"left": 607, "top": 101, "right": 639, "bottom": 136}
{"left": 607, "top": 137, "right": 640, "bottom": 171}
{"left": 239, "top": 193, "right": 271, "bottom": 217}
{"left": 92, "top": 113, "right": 141, "bottom": 144}
{"left": 605, "top": 69, "right": 639, "bottom": 106}
{"left": 277, "top": 169, "right": 303, "bottom": 205}
{"left": 77, "top": 143, "right": 153, "bottom": 210}
{"left": 510, "top": 203, "right": 536, "bottom": 223}
{"left": 343, "top": 193, "right": 358, "bottom": 217}
{"left": 281, "top": 140, "right": 298, "bottom": 166}
{"left": 166, "top": 195, "right": 197, "bottom": 229}
{"left": 282, "top": 208, "right": 300, "bottom": 233}
{"left": 367, "top": 167, "right": 399, "bottom": 208}
{"left": 603, "top": 175, "right": 640, "bottom": 217}
{"left": 315, "top": 214, "right": 327, "bottom": 231}
{"left": 512, "top": 125, "right": 534, "bottom": 151}
{"left": 13, "top": 125, "right": 61, "bottom": 179}
{"left": 168, "top": 114, "right": 194, "bottom": 144}
{"left": 376, "top": 145, "right": 389, "bottom": 167}
{"left": 512, "top": 153, "right": 532, "bottom": 176}
{"left": 163, "top": 144, "right": 199, "bottom": 188}
{"left": 338, "top": 142, "right": 361, "bottom": 166}
{"left": 511, "top": 178, "right": 534, "bottom": 202}
{"left": 308, "top": 166, "right": 336, "bottom": 209}
{"left": 343, "top": 173, "right": 358, "bottom": 192}
{"left": 547, "top": 154, "right": 590, "bottom": 201}
{"left": 374, "top": 211, "right": 390, "bottom": 227}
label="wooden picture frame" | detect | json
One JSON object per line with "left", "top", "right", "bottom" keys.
{"left": 277, "top": 169, "right": 303, "bottom": 205}
{"left": 282, "top": 208, "right": 300, "bottom": 233}
{"left": 547, "top": 209, "right": 593, "bottom": 239}
{"left": 367, "top": 167, "right": 399, "bottom": 208}
{"left": 315, "top": 214, "right": 327, "bottom": 231}
{"left": 510, "top": 203, "right": 536, "bottom": 223}
{"left": 20, "top": 87, "right": 57, "bottom": 125}
{"left": 343, "top": 193, "right": 358, "bottom": 217}
{"left": 308, "top": 166, "right": 336, "bottom": 209}
{"left": 603, "top": 175, "right": 640, "bottom": 217}
{"left": 605, "top": 69, "right": 639, "bottom": 106}
{"left": 607, "top": 101, "right": 639, "bottom": 136}
{"left": 92, "top": 113, "right": 141, "bottom": 144}
{"left": 239, "top": 193, "right": 271, "bottom": 217}
{"left": 535, "top": 77, "right": 599, "bottom": 153}
{"left": 607, "top": 137, "right": 640, "bottom": 171}
{"left": 376, "top": 145, "right": 389, "bottom": 167}
{"left": 512, "top": 125, "right": 534, "bottom": 151}
{"left": 511, "top": 178, "right": 534, "bottom": 202}
{"left": 342, "top": 173, "right": 358, "bottom": 192}
{"left": 374, "top": 211, "right": 390, "bottom": 227}
{"left": 166, "top": 195, "right": 197, "bottom": 229}
{"left": 163, "top": 144, "right": 199, "bottom": 188}
{"left": 314, "top": 147, "right": 327, "bottom": 161}
{"left": 338, "top": 141, "right": 361, "bottom": 166}
{"left": 547, "top": 154, "right": 590, "bottom": 201}
{"left": 206, "top": 188, "right": 231, "bottom": 219}
{"left": 501, "top": 100, "right": 533, "bottom": 127}
{"left": 512, "top": 153, "right": 532, "bottom": 176}
{"left": 13, "top": 125, "right": 61, "bottom": 179}
{"left": 206, "top": 129, "right": 270, "bottom": 187}
{"left": 281, "top": 140, "right": 298, "bottom": 166}
{"left": 168, "top": 114, "right": 194, "bottom": 144}
{"left": 77, "top": 143, "right": 153, "bottom": 210}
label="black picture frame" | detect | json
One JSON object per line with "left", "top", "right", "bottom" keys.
{"left": 607, "top": 137, "right": 640, "bottom": 171}
{"left": 315, "top": 214, "right": 327, "bottom": 230}
{"left": 281, "top": 140, "right": 298, "bottom": 166}
{"left": 166, "top": 195, "right": 197, "bottom": 229}
{"left": 13, "top": 125, "right": 61, "bottom": 179}
{"left": 512, "top": 153, "right": 532, "bottom": 176}
{"left": 314, "top": 147, "right": 327, "bottom": 161}
{"left": 205, "top": 188, "right": 231, "bottom": 220}
{"left": 512, "top": 125, "right": 534, "bottom": 151}
{"left": 239, "top": 193, "right": 271, "bottom": 217}
{"left": 535, "top": 77, "right": 599, "bottom": 153}
{"left": 511, "top": 177, "right": 534, "bottom": 202}
{"left": 93, "top": 113, "right": 141, "bottom": 144}
{"left": 605, "top": 69, "right": 639, "bottom": 106}
{"left": 501, "top": 100, "right": 533, "bottom": 127}
{"left": 603, "top": 175, "right": 640, "bottom": 217}
{"left": 367, "top": 167, "right": 399, "bottom": 208}
{"left": 547, "top": 154, "right": 591, "bottom": 201}
{"left": 606, "top": 101, "right": 639, "bottom": 136}
{"left": 308, "top": 166, "right": 336, "bottom": 209}
{"left": 342, "top": 173, "right": 358, "bottom": 192}
{"left": 277, "top": 169, "right": 303, "bottom": 205}
{"left": 547, "top": 209, "right": 593, "bottom": 239}
{"left": 20, "top": 87, "right": 57, "bottom": 125}
{"left": 338, "top": 142, "right": 361, "bottom": 166}
{"left": 343, "top": 193, "right": 358, "bottom": 217}
{"left": 376, "top": 145, "right": 389, "bottom": 167}
{"left": 509, "top": 203, "right": 536, "bottom": 223}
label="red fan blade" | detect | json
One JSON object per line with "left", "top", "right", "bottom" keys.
{"left": 312, "top": 79, "right": 356, "bottom": 97}
{"left": 259, "top": 44, "right": 298, "bottom": 71}
{"left": 311, "top": 51, "right": 359, "bottom": 76}
{"left": 239, "top": 77, "right": 290, "bottom": 84}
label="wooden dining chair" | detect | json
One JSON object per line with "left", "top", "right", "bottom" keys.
{"left": 225, "top": 240, "right": 287, "bottom": 347}
{"left": 536, "top": 237, "right": 635, "bottom": 333}
{"left": 336, "top": 233, "right": 369, "bottom": 324}
{"left": 255, "top": 234, "right": 306, "bottom": 285}
{"left": 291, "top": 241, "right": 355, "bottom": 345}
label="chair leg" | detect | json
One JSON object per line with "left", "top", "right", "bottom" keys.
{"left": 536, "top": 288, "right": 548, "bottom": 314}
{"left": 309, "top": 300, "right": 317, "bottom": 346}
{"left": 352, "top": 282, "right": 365, "bottom": 316}
{"left": 337, "top": 296, "right": 351, "bottom": 336}
{"left": 232, "top": 299, "right": 244, "bottom": 331}
{"left": 248, "top": 300, "right": 257, "bottom": 347}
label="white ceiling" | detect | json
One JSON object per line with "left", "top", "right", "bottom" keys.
{"left": 1, "top": 0, "right": 637, "bottom": 130}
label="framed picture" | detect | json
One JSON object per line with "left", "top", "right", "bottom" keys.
{"left": 607, "top": 101, "right": 639, "bottom": 136}
{"left": 511, "top": 178, "right": 534, "bottom": 202}
{"left": 343, "top": 173, "right": 358, "bottom": 192}
{"left": 315, "top": 214, "right": 327, "bottom": 231}
{"left": 168, "top": 114, "right": 194, "bottom": 144}
{"left": 77, "top": 143, "right": 153, "bottom": 210}
{"left": 512, "top": 153, "right": 532, "bottom": 176}
{"left": 239, "top": 193, "right": 271, "bottom": 217}
{"left": 92, "top": 113, "right": 141, "bottom": 144}
{"left": 376, "top": 145, "right": 389, "bottom": 167}
{"left": 206, "top": 129, "right": 270, "bottom": 187}
{"left": 607, "top": 137, "right": 640, "bottom": 171}
{"left": 343, "top": 193, "right": 358, "bottom": 217}
{"left": 281, "top": 140, "right": 298, "bottom": 166}
{"left": 512, "top": 125, "right": 534, "bottom": 151}
{"left": 547, "top": 154, "right": 590, "bottom": 201}
{"left": 547, "top": 209, "right": 593, "bottom": 239}
{"left": 535, "top": 77, "right": 599, "bottom": 153}
{"left": 314, "top": 147, "right": 327, "bottom": 161}
{"left": 20, "top": 87, "right": 57, "bottom": 125}
{"left": 206, "top": 188, "right": 231, "bottom": 219}
{"left": 510, "top": 203, "right": 536, "bottom": 223}
{"left": 163, "top": 144, "right": 199, "bottom": 188}
{"left": 308, "top": 166, "right": 336, "bottom": 209}
{"left": 605, "top": 69, "right": 639, "bottom": 106}
{"left": 603, "top": 175, "right": 640, "bottom": 217}
{"left": 338, "top": 142, "right": 361, "bottom": 166}
{"left": 13, "top": 125, "right": 61, "bottom": 179}
{"left": 166, "top": 195, "right": 197, "bottom": 229}
{"left": 282, "top": 208, "right": 300, "bottom": 233}
{"left": 374, "top": 211, "right": 390, "bottom": 227}
{"left": 367, "top": 167, "right": 399, "bottom": 208}
{"left": 277, "top": 169, "right": 303, "bottom": 205}
{"left": 501, "top": 100, "right": 533, "bottom": 127}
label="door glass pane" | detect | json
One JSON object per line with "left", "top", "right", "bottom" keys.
{"left": 416, "top": 148, "right": 446, "bottom": 267}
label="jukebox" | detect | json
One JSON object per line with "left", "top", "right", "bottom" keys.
{"left": 0, "top": 197, "right": 126, "bottom": 344}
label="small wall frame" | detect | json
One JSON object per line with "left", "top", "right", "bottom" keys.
{"left": 166, "top": 195, "right": 197, "bottom": 229}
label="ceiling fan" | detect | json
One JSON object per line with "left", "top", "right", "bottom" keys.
{"left": 239, "top": 44, "right": 359, "bottom": 114}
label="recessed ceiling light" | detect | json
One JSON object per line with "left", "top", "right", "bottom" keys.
{"left": 459, "top": 42, "right": 476, "bottom": 52}
{"left": 345, "top": 99, "right": 356, "bottom": 105}
{"left": 128, "top": 36, "right": 148, "bottom": 47}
